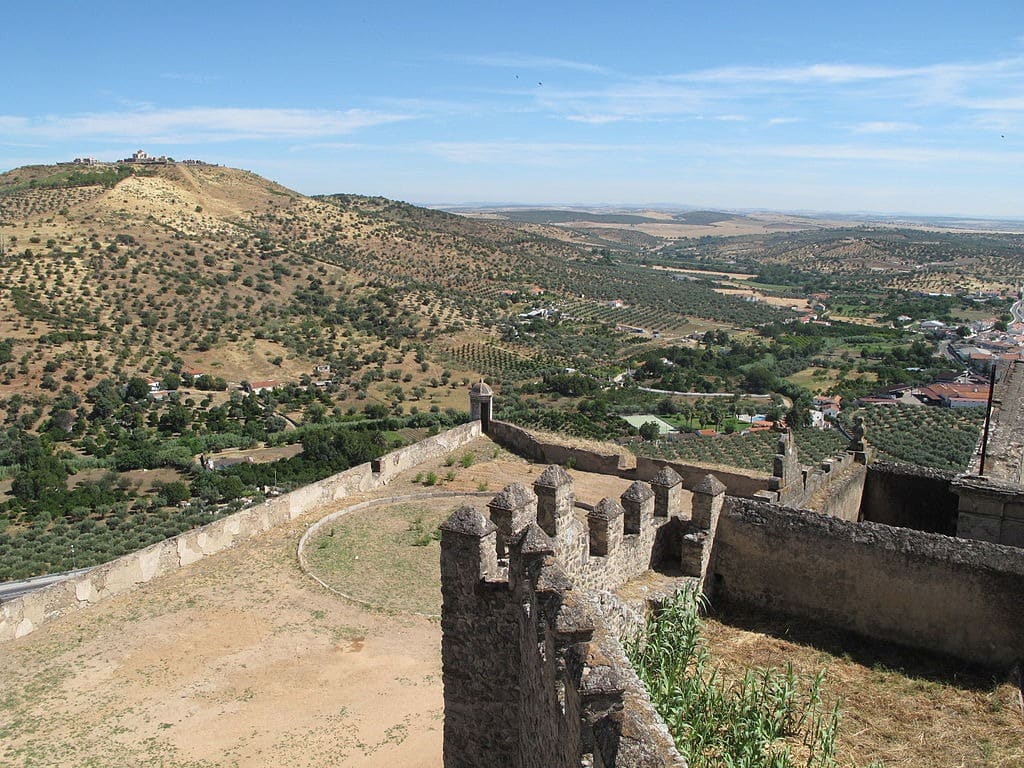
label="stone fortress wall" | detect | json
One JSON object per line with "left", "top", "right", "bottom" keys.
{"left": 4, "top": 373, "right": 1022, "bottom": 766}
{"left": 445, "top": 382, "right": 1024, "bottom": 767}
{"left": 442, "top": 459, "right": 1024, "bottom": 766}
{"left": 441, "top": 464, "right": 711, "bottom": 768}
{"left": 0, "top": 421, "right": 482, "bottom": 642}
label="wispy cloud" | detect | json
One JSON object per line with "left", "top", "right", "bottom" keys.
{"left": 423, "top": 141, "right": 643, "bottom": 164}
{"left": 566, "top": 114, "right": 625, "bottom": 124}
{"left": 669, "top": 58, "right": 1024, "bottom": 85}
{"left": 721, "top": 142, "right": 1024, "bottom": 164}
{"left": 159, "top": 72, "right": 219, "bottom": 85}
{"left": 767, "top": 117, "right": 801, "bottom": 126}
{"left": 516, "top": 54, "right": 1024, "bottom": 127}
{"left": 420, "top": 139, "right": 1024, "bottom": 167}
{"left": 0, "top": 107, "right": 412, "bottom": 144}
{"left": 851, "top": 121, "right": 919, "bottom": 134}
{"left": 459, "top": 53, "right": 612, "bottom": 75}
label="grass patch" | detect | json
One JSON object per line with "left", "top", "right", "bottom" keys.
{"left": 698, "top": 603, "right": 1024, "bottom": 767}
{"left": 304, "top": 497, "right": 479, "bottom": 614}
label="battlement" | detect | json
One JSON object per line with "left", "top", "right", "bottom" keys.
{"left": 753, "top": 430, "right": 870, "bottom": 520}
{"left": 441, "top": 511, "right": 687, "bottom": 767}
{"left": 440, "top": 465, "right": 728, "bottom": 767}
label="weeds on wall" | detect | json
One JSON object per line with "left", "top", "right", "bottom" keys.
{"left": 625, "top": 590, "right": 859, "bottom": 768}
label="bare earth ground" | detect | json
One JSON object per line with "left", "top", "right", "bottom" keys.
{"left": 2, "top": 436, "right": 1019, "bottom": 767}
{"left": 0, "top": 437, "right": 566, "bottom": 768}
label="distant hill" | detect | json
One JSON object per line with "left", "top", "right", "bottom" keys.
{"left": 0, "top": 163, "right": 786, "bottom": 403}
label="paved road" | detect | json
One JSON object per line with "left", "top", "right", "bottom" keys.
{"left": 1011, "top": 295, "right": 1024, "bottom": 326}
{"left": 0, "top": 568, "right": 92, "bottom": 603}
{"left": 637, "top": 386, "right": 772, "bottom": 400}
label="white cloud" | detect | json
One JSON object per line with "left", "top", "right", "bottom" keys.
{"left": 728, "top": 143, "right": 1024, "bottom": 165}
{"left": 420, "top": 139, "right": 1024, "bottom": 168}
{"left": 851, "top": 121, "right": 919, "bottom": 134}
{"left": 0, "top": 107, "right": 412, "bottom": 144}
{"left": 768, "top": 117, "right": 801, "bottom": 126}
{"left": 566, "top": 114, "right": 625, "bottom": 124}
{"left": 423, "top": 141, "right": 642, "bottom": 164}
{"left": 670, "top": 58, "right": 1024, "bottom": 86}
{"left": 459, "top": 53, "right": 612, "bottom": 75}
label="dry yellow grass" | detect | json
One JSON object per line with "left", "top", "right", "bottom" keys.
{"left": 701, "top": 605, "right": 1023, "bottom": 768}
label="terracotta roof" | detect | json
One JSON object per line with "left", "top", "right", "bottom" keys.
{"left": 920, "top": 383, "right": 990, "bottom": 401}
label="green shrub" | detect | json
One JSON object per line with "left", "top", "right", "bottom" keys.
{"left": 625, "top": 590, "right": 843, "bottom": 768}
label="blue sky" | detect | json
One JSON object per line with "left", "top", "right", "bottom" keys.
{"left": 2, "top": 1, "right": 1023, "bottom": 216}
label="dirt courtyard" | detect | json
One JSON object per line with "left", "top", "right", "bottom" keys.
{"left": 0, "top": 439, "right": 631, "bottom": 768}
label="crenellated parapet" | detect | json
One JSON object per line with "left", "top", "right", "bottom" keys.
{"left": 621, "top": 480, "right": 655, "bottom": 534}
{"left": 756, "top": 430, "right": 871, "bottom": 519}
{"left": 588, "top": 498, "right": 625, "bottom": 556}
{"left": 650, "top": 466, "right": 683, "bottom": 518}
{"left": 534, "top": 464, "right": 575, "bottom": 536}
{"left": 440, "top": 494, "right": 687, "bottom": 768}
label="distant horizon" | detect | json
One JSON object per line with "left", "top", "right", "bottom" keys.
{"left": 422, "top": 200, "right": 1024, "bottom": 224}
{"left": 5, "top": 152, "right": 1024, "bottom": 227}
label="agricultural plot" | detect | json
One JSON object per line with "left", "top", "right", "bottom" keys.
{"left": 846, "top": 404, "right": 983, "bottom": 472}
{"left": 638, "top": 428, "right": 846, "bottom": 473}
{"left": 444, "top": 342, "right": 557, "bottom": 380}
{"left": 560, "top": 299, "right": 692, "bottom": 336}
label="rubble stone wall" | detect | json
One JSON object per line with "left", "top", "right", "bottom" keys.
{"left": 713, "top": 498, "right": 1024, "bottom": 667}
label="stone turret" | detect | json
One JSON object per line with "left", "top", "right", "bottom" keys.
{"left": 650, "top": 466, "right": 683, "bottom": 518}
{"left": 487, "top": 482, "right": 537, "bottom": 559}
{"left": 588, "top": 498, "right": 624, "bottom": 556}
{"left": 770, "top": 430, "right": 800, "bottom": 490}
{"left": 469, "top": 380, "right": 493, "bottom": 432}
{"left": 620, "top": 481, "right": 654, "bottom": 534}
{"left": 534, "top": 464, "right": 575, "bottom": 537}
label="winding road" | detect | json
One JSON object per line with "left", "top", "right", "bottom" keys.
{"left": 1010, "top": 291, "right": 1024, "bottom": 326}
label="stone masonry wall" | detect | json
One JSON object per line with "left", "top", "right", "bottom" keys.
{"left": 803, "top": 462, "right": 867, "bottom": 522}
{"left": 633, "top": 456, "right": 771, "bottom": 498}
{"left": 441, "top": 501, "right": 686, "bottom": 768}
{"left": 489, "top": 418, "right": 774, "bottom": 497}
{"left": 712, "top": 498, "right": 1024, "bottom": 668}
{"left": 0, "top": 421, "right": 481, "bottom": 642}
{"left": 488, "top": 419, "right": 632, "bottom": 475}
